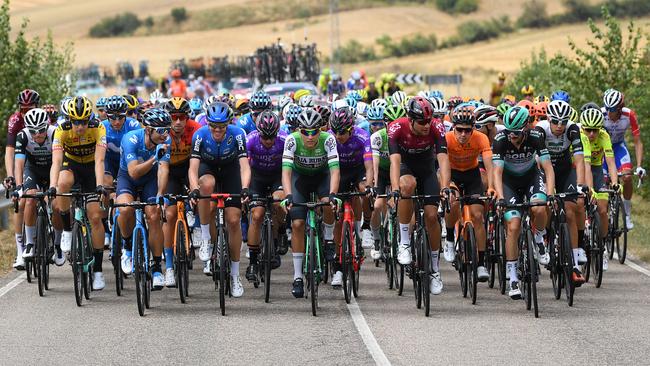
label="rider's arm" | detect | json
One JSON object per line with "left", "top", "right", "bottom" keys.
{"left": 14, "top": 156, "right": 25, "bottom": 187}
{"left": 94, "top": 144, "right": 106, "bottom": 187}
{"left": 532, "top": 131, "right": 555, "bottom": 195}
{"left": 606, "top": 156, "right": 619, "bottom": 186}
{"left": 157, "top": 162, "right": 169, "bottom": 196}
{"left": 387, "top": 123, "right": 402, "bottom": 190}
{"left": 281, "top": 134, "right": 296, "bottom": 196}
{"left": 629, "top": 110, "right": 643, "bottom": 168}
{"left": 569, "top": 124, "right": 585, "bottom": 185}
{"left": 324, "top": 134, "right": 340, "bottom": 194}
{"left": 13, "top": 131, "right": 28, "bottom": 187}
{"left": 123, "top": 132, "right": 154, "bottom": 180}
{"left": 437, "top": 153, "right": 451, "bottom": 189}
{"left": 491, "top": 134, "right": 505, "bottom": 199}
{"left": 239, "top": 156, "right": 251, "bottom": 190}
{"left": 189, "top": 158, "right": 200, "bottom": 191}
{"left": 540, "top": 159, "right": 555, "bottom": 196}
{"left": 603, "top": 133, "right": 618, "bottom": 186}
{"left": 4, "top": 146, "right": 14, "bottom": 180}
{"left": 362, "top": 132, "right": 374, "bottom": 187}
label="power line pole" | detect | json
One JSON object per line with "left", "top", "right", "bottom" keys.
{"left": 329, "top": 0, "right": 340, "bottom": 73}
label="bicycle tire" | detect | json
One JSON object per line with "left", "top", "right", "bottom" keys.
{"left": 467, "top": 225, "right": 478, "bottom": 305}
{"left": 263, "top": 216, "right": 273, "bottom": 303}
{"left": 548, "top": 221, "right": 561, "bottom": 300}
{"left": 352, "top": 231, "right": 361, "bottom": 298}
{"left": 37, "top": 212, "right": 48, "bottom": 297}
{"left": 606, "top": 200, "right": 615, "bottom": 260}
{"left": 176, "top": 220, "right": 188, "bottom": 304}
{"left": 133, "top": 230, "right": 146, "bottom": 316}
{"left": 25, "top": 258, "right": 32, "bottom": 284}
{"left": 458, "top": 235, "right": 468, "bottom": 298}
{"left": 419, "top": 228, "right": 431, "bottom": 317}
{"left": 497, "top": 218, "right": 507, "bottom": 295}
{"left": 83, "top": 224, "right": 93, "bottom": 301}
{"left": 615, "top": 197, "right": 628, "bottom": 264}
{"left": 71, "top": 222, "right": 84, "bottom": 307}
{"left": 526, "top": 229, "right": 539, "bottom": 318}
{"left": 391, "top": 215, "right": 401, "bottom": 291}
{"left": 308, "top": 226, "right": 319, "bottom": 316}
{"left": 218, "top": 228, "right": 227, "bottom": 316}
{"left": 559, "top": 223, "right": 574, "bottom": 307}
{"left": 412, "top": 233, "right": 421, "bottom": 309}
{"left": 112, "top": 218, "right": 123, "bottom": 296}
{"left": 342, "top": 221, "right": 352, "bottom": 304}
{"left": 591, "top": 215, "right": 604, "bottom": 288}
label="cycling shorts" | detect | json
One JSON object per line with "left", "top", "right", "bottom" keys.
{"left": 116, "top": 168, "right": 158, "bottom": 203}
{"left": 555, "top": 168, "right": 578, "bottom": 202}
{"left": 340, "top": 165, "right": 366, "bottom": 193}
{"left": 23, "top": 165, "right": 50, "bottom": 191}
{"left": 451, "top": 167, "right": 484, "bottom": 205}
{"left": 249, "top": 168, "right": 282, "bottom": 198}
{"left": 603, "top": 141, "right": 633, "bottom": 172}
{"left": 198, "top": 161, "right": 242, "bottom": 208}
{"left": 165, "top": 165, "right": 190, "bottom": 204}
{"left": 376, "top": 168, "right": 391, "bottom": 195}
{"left": 61, "top": 157, "right": 99, "bottom": 203}
{"left": 290, "top": 171, "right": 330, "bottom": 220}
{"left": 502, "top": 169, "right": 546, "bottom": 220}
{"left": 104, "top": 158, "right": 120, "bottom": 179}
{"left": 592, "top": 166, "right": 608, "bottom": 201}
{"left": 400, "top": 162, "right": 440, "bottom": 206}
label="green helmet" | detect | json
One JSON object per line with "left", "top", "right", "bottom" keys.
{"left": 503, "top": 106, "right": 529, "bottom": 130}
{"left": 384, "top": 103, "right": 406, "bottom": 122}
{"left": 569, "top": 107, "right": 579, "bottom": 123}
{"left": 496, "top": 102, "right": 510, "bottom": 118}
{"left": 580, "top": 108, "right": 604, "bottom": 128}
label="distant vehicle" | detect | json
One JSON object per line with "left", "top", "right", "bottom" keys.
{"left": 263, "top": 82, "right": 320, "bottom": 103}
{"left": 231, "top": 78, "right": 254, "bottom": 99}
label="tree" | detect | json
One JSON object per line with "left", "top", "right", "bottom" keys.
{"left": 171, "top": 7, "right": 188, "bottom": 23}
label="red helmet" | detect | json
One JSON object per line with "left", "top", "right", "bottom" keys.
{"left": 17, "top": 89, "right": 40, "bottom": 107}
{"left": 406, "top": 96, "right": 433, "bottom": 122}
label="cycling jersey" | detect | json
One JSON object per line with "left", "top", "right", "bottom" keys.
{"left": 103, "top": 117, "right": 142, "bottom": 164}
{"left": 534, "top": 120, "right": 583, "bottom": 172}
{"left": 53, "top": 120, "right": 107, "bottom": 164}
{"left": 580, "top": 129, "right": 613, "bottom": 167}
{"left": 445, "top": 130, "right": 491, "bottom": 172}
{"left": 14, "top": 126, "right": 56, "bottom": 169}
{"left": 169, "top": 79, "right": 188, "bottom": 98}
{"left": 119, "top": 128, "right": 170, "bottom": 172}
{"left": 371, "top": 129, "right": 390, "bottom": 171}
{"left": 169, "top": 120, "right": 201, "bottom": 167}
{"left": 355, "top": 116, "right": 370, "bottom": 135}
{"left": 282, "top": 131, "right": 339, "bottom": 176}
{"left": 335, "top": 126, "right": 372, "bottom": 169}
{"left": 387, "top": 117, "right": 447, "bottom": 165}
{"left": 602, "top": 107, "right": 639, "bottom": 144}
{"left": 236, "top": 113, "right": 257, "bottom": 135}
{"left": 190, "top": 125, "right": 247, "bottom": 166}
{"left": 195, "top": 113, "right": 207, "bottom": 126}
{"left": 6, "top": 112, "right": 24, "bottom": 147}
{"left": 492, "top": 129, "right": 550, "bottom": 176}
{"left": 246, "top": 130, "right": 287, "bottom": 173}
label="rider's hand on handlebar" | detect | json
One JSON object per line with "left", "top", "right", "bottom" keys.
{"left": 189, "top": 189, "right": 200, "bottom": 205}
{"left": 612, "top": 183, "right": 622, "bottom": 193}
{"left": 11, "top": 185, "right": 22, "bottom": 201}
{"left": 635, "top": 166, "right": 646, "bottom": 179}
{"left": 365, "top": 185, "right": 376, "bottom": 197}
{"left": 240, "top": 187, "right": 250, "bottom": 205}
{"left": 46, "top": 186, "right": 57, "bottom": 200}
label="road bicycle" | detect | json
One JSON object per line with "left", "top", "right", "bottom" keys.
{"left": 248, "top": 195, "right": 283, "bottom": 303}
{"left": 336, "top": 191, "right": 369, "bottom": 304}
{"left": 164, "top": 194, "right": 195, "bottom": 304}
{"left": 485, "top": 196, "right": 506, "bottom": 294}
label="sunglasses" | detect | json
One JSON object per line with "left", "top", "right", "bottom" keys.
{"left": 209, "top": 122, "right": 227, "bottom": 130}
{"left": 474, "top": 123, "right": 487, "bottom": 130}
{"left": 261, "top": 134, "right": 276, "bottom": 140}
{"left": 300, "top": 128, "right": 319, "bottom": 137}
{"left": 150, "top": 127, "right": 171, "bottom": 135}
{"left": 108, "top": 113, "right": 126, "bottom": 120}
{"left": 370, "top": 122, "right": 385, "bottom": 128}
{"left": 549, "top": 118, "right": 568, "bottom": 126}
{"left": 71, "top": 119, "right": 90, "bottom": 126}
{"left": 584, "top": 128, "right": 600, "bottom": 133}
{"left": 333, "top": 128, "right": 352, "bottom": 135}
{"left": 454, "top": 126, "right": 473, "bottom": 134}
{"left": 412, "top": 119, "right": 431, "bottom": 126}
{"left": 606, "top": 106, "right": 619, "bottom": 112}
{"left": 28, "top": 127, "right": 47, "bottom": 135}
{"left": 506, "top": 129, "right": 524, "bottom": 137}
{"left": 171, "top": 113, "right": 188, "bottom": 121}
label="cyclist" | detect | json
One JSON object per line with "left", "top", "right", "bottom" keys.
{"left": 368, "top": 106, "right": 390, "bottom": 260}
{"left": 521, "top": 85, "right": 535, "bottom": 102}
{"left": 245, "top": 111, "right": 287, "bottom": 284}
{"left": 5, "top": 89, "right": 40, "bottom": 270}
{"left": 13, "top": 108, "right": 64, "bottom": 265}
{"left": 169, "top": 69, "right": 188, "bottom": 98}
{"left": 282, "top": 108, "right": 340, "bottom": 298}
{"left": 116, "top": 108, "right": 171, "bottom": 290}
{"left": 489, "top": 72, "right": 506, "bottom": 106}
{"left": 123, "top": 94, "right": 139, "bottom": 120}
{"left": 95, "top": 97, "right": 108, "bottom": 122}
{"left": 534, "top": 100, "right": 587, "bottom": 284}
{"left": 327, "top": 74, "right": 346, "bottom": 97}
{"left": 492, "top": 106, "right": 555, "bottom": 299}
{"left": 580, "top": 108, "right": 619, "bottom": 272}
{"left": 602, "top": 89, "right": 644, "bottom": 229}
{"left": 237, "top": 90, "right": 273, "bottom": 135}
{"left": 280, "top": 104, "right": 302, "bottom": 135}
{"left": 49, "top": 96, "right": 108, "bottom": 290}
{"left": 189, "top": 102, "right": 250, "bottom": 298}
{"left": 443, "top": 105, "right": 494, "bottom": 282}
{"left": 388, "top": 96, "right": 450, "bottom": 295}
{"left": 161, "top": 97, "right": 201, "bottom": 287}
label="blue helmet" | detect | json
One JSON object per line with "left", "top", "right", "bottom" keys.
{"left": 141, "top": 108, "right": 172, "bottom": 128}
{"left": 189, "top": 98, "right": 204, "bottom": 117}
{"left": 551, "top": 90, "right": 570, "bottom": 103}
{"left": 206, "top": 102, "right": 233, "bottom": 123}
{"left": 250, "top": 90, "right": 272, "bottom": 111}
{"left": 96, "top": 97, "right": 108, "bottom": 110}
{"left": 346, "top": 90, "right": 362, "bottom": 101}
{"left": 345, "top": 96, "right": 358, "bottom": 109}
{"left": 105, "top": 95, "right": 127, "bottom": 114}
{"left": 367, "top": 106, "right": 385, "bottom": 121}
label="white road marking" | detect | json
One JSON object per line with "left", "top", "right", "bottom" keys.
{"left": 625, "top": 260, "right": 650, "bottom": 277}
{"left": 0, "top": 273, "right": 26, "bottom": 299}
{"left": 346, "top": 296, "right": 392, "bottom": 366}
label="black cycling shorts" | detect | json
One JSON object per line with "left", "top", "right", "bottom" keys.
{"left": 555, "top": 167, "right": 577, "bottom": 202}
{"left": 198, "top": 161, "right": 242, "bottom": 208}
{"left": 23, "top": 164, "right": 50, "bottom": 191}
{"left": 451, "top": 167, "right": 484, "bottom": 205}
{"left": 290, "top": 171, "right": 330, "bottom": 220}
{"left": 61, "top": 157, "right": 99, "bottom": 203}
{"left": 502, "top": 169, "right": 546, "bottom": 220}
{"left": 376, "top": 168, "right": 391, "bottom": 195}
{"left": 249, "top": 168, "right": 282, "bottom": 198}
{"left": 400, "top": 161, "right": 440, "bottom": 206}
{"left": 340, "top": 165, "right": 366, "bottom": 193}
{"left": 165, "top": 165, "right": 190, "bottom": 204}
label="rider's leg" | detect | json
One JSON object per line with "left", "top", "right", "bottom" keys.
{"left": 225, "top": 206, "right": 243, "bottom": 278}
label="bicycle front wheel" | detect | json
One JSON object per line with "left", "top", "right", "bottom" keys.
{"left": 175, "top": 220, "right": 188, "bottom": 304}
{"left": 591, "top": 216, "right": 604, "bottom": 288}
{"left": 615, "top": 197, "right": 628, "bottom": 264}
{"left": 526, "top": 229, "right": 539, "bottom": 318}
{"left": 133, "top": 230, "right": 146, "bottom": 316}
{"left": 342, "top": 221, "right": 353, "bottom": 304}
{"left": 559, "top": 223, "right": 574, "bottom": 306}
{"left": 263, "top": 217, "right": 273, "bottom": 303}
{"left": 419, "top": 228, "right": 431, "bottom": 317}
{"left": 37, "top": 213, "right": 48, "bottom": 297}
{"left": 308, "top": 226, "right": 319, "bottom": 316}
{"left": 71, "top": 222, "right": 84, "bottom": 307}
{"left": 111, "top": 219, "right": 123, "bottom": 296}
{"left": 218, "top": 229, "right": 228, "bottom": 316}
{"left": 466, "top": 225, "right": 478, "bottom": 305}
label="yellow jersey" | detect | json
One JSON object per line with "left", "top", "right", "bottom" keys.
{"left": 53, "top": 120, "right": 107, "bottom": 164}
{"left": 580, "top": 128, "right": 613, "bottom": 167}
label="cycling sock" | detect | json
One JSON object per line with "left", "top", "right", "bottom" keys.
{"left": 507, "top": 261, "right": 518, "bottom": 282}
{"left": 230, "top": 260, "right": 240, "bottom": 277}
{"left": 93, "top": 249, "right": 103, "bottom": 272}
{"left": 200, "top": 224, "right": 211, "bottom": 241}
{"left": 446, "top": 227, "right": 455, "bottom": 243}
{"left": 399, "top": 223, "right": 410, "bottom": 245}
{"left": 624, "top": 199, "right": 632, "bottom": 216}
{"left": 371, "top": 227, "right": 380, "bottom": 241}
{"left": 578, "top": 230, "right": 585, "bottom": 249}
{"left": 431, "top": 251, "right": 439, "bottom": 272}
{"left": 123, "top": 236, "right": 132, "bottom": 252}
{"left": 534, "top": 228, "right": 546, "bottom": 246}
{"left": 362, "top": 219, "right": 371, "bottom": 231}
{"left": 572, "top": 248, "right": 580, "bottom": 268}
{"left": 61, "top": 211, "right": 71, "bottom": 231}
{"left": 15, "top": 234, "right": 23, "bottom": 253}
{"left": 101, "top": 218, "right": 110, "bottom": 235}
{"left": 24, "top": 226, "right": 35, "bottom": 246}
{"left": 249, "top": 248, "right": 259, "bottom": 263}
{"left": 323, "top": 223, "right": 334, "bottom": 241}
{"left": 332, "top": 261, "right": 342, "bottom": 273}
{"left": 355, "top": 220, "right": 363, "bottom": 238}
{"left": 292, "top": 253, "right": 303, "bottom": 279}
{"left": 478, "top": 251, "right": 485, "bottom": 267}
{"left": 164, "top": 248, "right": 174, "bottom": 269}
{"left": 153, "top": 257, "right": 162, "bottom": 273}
{"left": 54, "top": 230, "right": 62, "bottom": 248}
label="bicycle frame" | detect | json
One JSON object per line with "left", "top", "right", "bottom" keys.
{"left": 132, "top": 207, "right": 149, "bottom": 274}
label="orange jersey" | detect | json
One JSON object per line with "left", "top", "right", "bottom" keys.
{"left": 169, "top": 120, "right": 200, "bottom": 167}
{"left": 445, "top": 130, "right": 492, "bottom": 171}
{"left": 169, "top": 79, "right": 188, "bottom": 98}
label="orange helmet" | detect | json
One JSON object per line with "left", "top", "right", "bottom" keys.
{"left": 535, "top": 101, "right": 548, "bottom": 118}
{"left": 517, "top": 99, "right": 535, "bottom": 115}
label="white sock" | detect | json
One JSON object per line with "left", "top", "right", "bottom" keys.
{"left": 324, "top": 223, "right": 334, "bottom": 241}
{"left": 371, "top": 226, "right": 380, "bottom": 241}
{"left": 399, "top": 223, "right": 410, "bottom": 245}
{"left": 534, "top": 228, "right": 546, "bottom": 245}
{"left": 15, "top": 234, "right": 23, "bottom": 253}
{"left": 624, "top": 199, "right": 632, "bottom": 216}
{"left": 24, "top": 226, "right": 36, "bottom": 246}
{"left": 572, "top": 248, "right": 580, "bottom": 268}
{"left": 507, "top": 261, "right": 518, "bottom": 282}
{"left": 230, "top": 260, "right": 240, "bottom": 277}
{"left": 431, "top": 251, "right": 439, "bottom": 272}
{"left": 54, "top": 230, "right": 62, "bottom": 248}
{"left": 292, "top": 253, "right": 303, "bottom": 279}
{"left": 200, "top": 224, "right": 211, "bottom": 241}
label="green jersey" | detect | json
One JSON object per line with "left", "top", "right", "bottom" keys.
{"left": 282, "top": 131, "right": 339, "bottom": 175}
{"left": 370, "top": 128, "right": 390, "bottom": 171}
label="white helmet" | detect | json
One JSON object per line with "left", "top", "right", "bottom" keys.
{"left": 371, "top": 98, "right": 388, "bottom": 109}
{"left": 298, "top": 95, "right": 314, "bottom": 108}
{"left": 429, "top": 97, "right": 448, "bottom": 114}
{"left": 547, "top": 100, "right": 572, "bottom": 122}
{"left": 391, "top": 91, "right": 407, "bottom": 106}
{"left": 356, "top": 102, "right": 369, "bottom": 117}
{"left": 603, "top": 88, "right": 623, "bottom": 109}
{"left": 24, "top": 108, "right": 49, "bottom": 130}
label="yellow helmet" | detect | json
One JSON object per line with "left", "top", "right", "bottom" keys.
{"left": 569, "top": 106, "right": 579, "bottom": 123}
{"left": 520, "top": 85, "right": 535, "bottom": 96}
{"left": 67, "top": 96, "right": 93, "bottom": 121}
{"left": 534, "top": 95, "right": 549, "bottom": 104}
{"left": 122, "top": 94, "right": 139, "bottom": 111}
{"left": 358, "top": 89, "right": 368, "bottom": 101}
{"left": 164, "top": 97, "right": 191, "bottom": 114}
{"left": 503, "top": 94, "right": 516, "bottom": 104}
{"left": 498, "top": 72, "right": 506, "bottom": 80}
{"left": 293, "top": 89, "right": 311, "bottom": 102}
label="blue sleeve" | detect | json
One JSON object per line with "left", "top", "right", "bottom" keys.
{"left": 159, "top": 136, "right": 172, "bottom": 163}
{"left": 121, "top": 132, "right": 139, "bottom": 166}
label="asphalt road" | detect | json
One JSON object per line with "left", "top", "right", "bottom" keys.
{"left": 1, "top": 249, "right": 650, "bottom": 365}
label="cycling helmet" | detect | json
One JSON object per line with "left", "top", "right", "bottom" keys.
{"left": 59, "top": 97, "right": 72, "bottom": 118}
{"left": 474, "top": 105, "right": 498, "bottom": 126}
{"left": 520, "top": 84, "right": 535, "bottom": 95}
{"left": 164, "top": 97, "right": 191, "bottom": 115}
{"left": 250, "top": 90, "right": 272, "bottom": 111}
{"left": 139, "top": 100, "right": 154, "bottom": 114}
{"left": 367, "top": 106, "right": 385, "bottom": 121}
{"left": 189, "top": 98, "right": 205, "bottom": 116}
{"left": 278, "top": 95, "right": 293, "bottom": 112}
{"left": 127, "top": 85, "right": 138, "bottom": 96}
{"left": 451, "top": 105, "right": 475, "bottom": 125}
{"left": 293, "top": 89, "right": 311, "bottom": 102}
{"left": 517, "top": 99, "right": 535, "bottom": 114}
{"left": 24, "top": 108, "right": 49, "bottom": 130}
{"left": 329, "top": 106, "right": 355, "bottom": 132}
{"left": 580, "top": 102, "right": 600, "bottom": 113}
{"left": 297, "top": 108, "right": 322, "bottom": 129}
{"left": 123, "top": 94, "right": 139, "bottom": 111}
{"left": 344, "top": 96, "right": 358, "bottom": 110}
{"left": 546, "top": 100, "right": 572, "bottom": 123}
{"left": 206, "top": 95, "right": 219, "bottom": 106}
{"left": 502, "top": 95, "right": 516, "bottom": 105}
{"left": 503, "top": 106, "right": 529, "bottom": 130}
{"left": 150, "top": 90, "right": 164, "bottom": 103}
{"left": 496, "top": 102, "right": 510, "bottom": 118}
{"left": 498, "top": 72, "right": 506, "bottom": 80}
{"left": 298, "top": 95, "right": 314, "bottom": 108}
{"left": 105, "top": 95, "right": 128, "bottom": 114}
{"left": 370, "top": 98, "right": 388, "bottom": 109}
{"left": 603, "top": 89, "right": 623, "bottom": 109}
{"left": 358, "top": 89, "right": 368, "bottom": 101}
{"left": 142, "top": 108, "right": 172, "bottom": 128}
{"left": 550, "top": 90, "right": 570, "bottom": 103}
{"left": 534, "top": 95, "right": 549, "bottom": 104}
{"left": 391, "top": 91, "right": 407, "bottom": 106}
{"left": 447, "top": 96, "right": 463, "bottom": 110}
{"left": 256, "top": 111, "right": 281, "bottom": 136}
{"left": 67, "top": 96, "right": 93, "bottom": 121}
{"left": 580, "top": 108, "right": 604, "bottom": 128}
{"left": 205, "top": 102, "right": 234, "bottom": 123}
{"left": 217, "top": 94, "right": 235, "bottom": 108}
{"left": 96, "top": 97, "right": 108, "bottom": 110}
{"left": 419, "top": 90, "right": 444, "bottom": 100}
{"left": 406, "top": 96, "right": 433, "bottom": 122}
{"left": 314, "top": 105, "right": 331, "bottom": 123}
{"left": 569, "top": 107, "right": 579, "bottom": 123}
{"left": 534, "top": 101, "right": 548, "bottom": 119}
{"left": 356, "top": 101, "right": 369, "bottom": 117}
{"left": 384, "top": 103, "right": 406, "bottom": 122}
{"left": 285, "top": 104, "right": 302, "bottom": 128}
{"left": 429, "top": 97, "right": 448, "bottom": 115}
{"left": 17, "top": 89, "right": 40, "bottom": 107}
{"left": 42, "top": 104, "right": 58, "bottom": 122}
{"left": 346, "top": 90, "right": 362, "bottom": 101}
{"left": 234, "top": 98, "right": 250, "bottom": 115}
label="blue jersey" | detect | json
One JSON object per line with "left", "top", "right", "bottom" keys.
{"left": 235, "top": 113, "right": 257, "bottom": 135}
{"left": 190, "top": 125, "right": 247, "bottom": 166}
{"left": 119, "top": 129, "right": 170, "bottom": 172}
{"left": 103, "top": 117, "right": 141, "bottom": 162}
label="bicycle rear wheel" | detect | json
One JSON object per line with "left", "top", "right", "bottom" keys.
{"left": 37, "top": 213, "right": 48, "bottom": 297}
{"left": 342, "top": 222, "right": 353, "bottom": 304}
{"left": 71, "top": 222, "right": 84, "bottom": 307}
{"left": 263, "top": 217, "right": 273, "bottom": 303}
{"left": 412, "top": 233, "right": 421, "bottom": 309}
{"left": 466, "top": 225, "right": 478, "bottom": 305}
{"left": 176, "top": 220, "right": 188, "bottom": 304}
{"left": 497, "top": 219, "right": 507, "bottom": 294}
{"left": 526, "top": 229, "right": 539, "bottom": 318}
{"left": 615, "top": 197, "right": 627, "bottom": 264}
{"left": 457, "top": 236, "right": 468, "bottom": 298}
{"left": 111, "top": 219, "right": 123, "bottom": 296}
{"left": 559, "top": 223, "right": 574, "bottom": 307}
{"left": 549, "top": 223, "right": 562, "bottom": 300}
{"left": 133, "top": 231, "right": 146, "bottom": 316}
{"left": 352, "top": 232, "right": 361, "bottom": 298}
{"left": 591, "top": 216, "right": 603, "bottom": 288}
{"left": 83, "top": 224, "right": 93, "bottom": 301}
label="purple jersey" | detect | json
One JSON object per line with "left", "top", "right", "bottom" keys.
{"left": 246, "top": 130, "right": 287, "bottom": 173}
{"left": 333, "top": 126, "right": 372, "bottom": 168}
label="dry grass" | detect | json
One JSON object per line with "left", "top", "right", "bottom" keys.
{"left": 628, "top": 196, "right": 650, "bottom": 263}
{"left": 0, "top": 225, "right": 15, "bottom": 277}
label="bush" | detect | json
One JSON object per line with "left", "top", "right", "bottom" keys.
{"left": 517, "top": 0, "right": 550, "bottom": 28}
{"left": 442, "top": 16, "right": 513, "bottom": 47}
{"left": 334, "top": 40, "right": 377, "bottom": 64}
{"left": 171, "top": 7, "right": 187, "bottom": 23}
{"left": 144, "top": 16, "right": 154, "bottom": 28}
{"left": 89, "top": 12, "right": 141, "bottom": 37}
{"left": 375, "top": 33, "right": 437, "bottom": 58}
{"left": 435, "top": 0, "right": 478, "bottom": 14}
